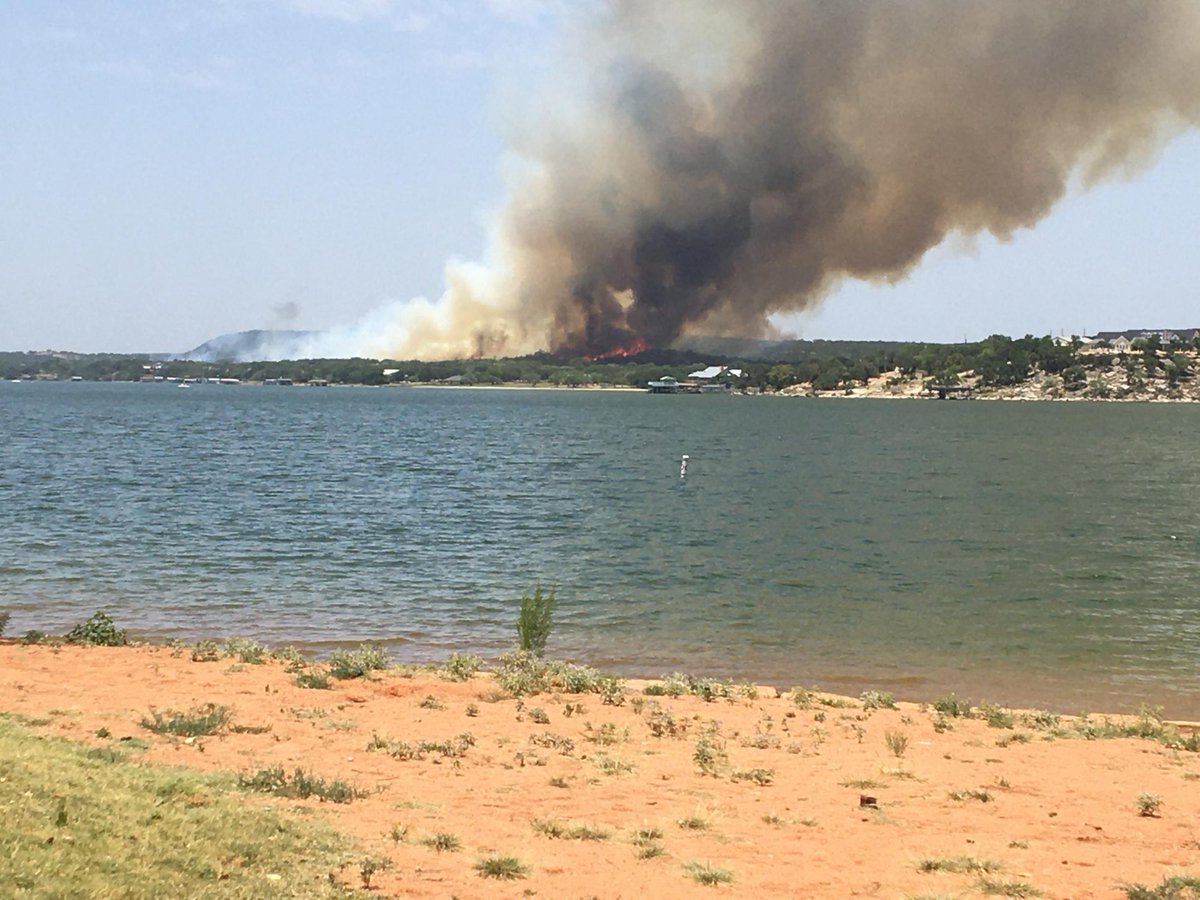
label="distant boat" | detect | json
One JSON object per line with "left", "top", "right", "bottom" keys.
{"left": 178, "top": 382, "right": 191, "bottom": 389}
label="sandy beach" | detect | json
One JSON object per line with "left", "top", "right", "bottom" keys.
{"left": 2, "top": 642, "right": 1198, "bottom": 898}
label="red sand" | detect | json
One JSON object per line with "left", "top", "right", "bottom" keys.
{"left": 2, "top": 643, "right": 1198, "bottom": 898}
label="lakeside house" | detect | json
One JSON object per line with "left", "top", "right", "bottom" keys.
{"left": 1091, "top": 329, "right": 1200, "bottom": 351}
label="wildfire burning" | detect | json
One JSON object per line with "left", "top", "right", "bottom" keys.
{"left": 226, "top": 1, "right": 1200, "bottom": 364}
{"left": 584, "top": 337, "right": 649, "bottom": 362}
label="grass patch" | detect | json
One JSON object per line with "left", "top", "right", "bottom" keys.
{"left": 978, "top": 877, "right": 1042, "bottom": 897}
{"left": 294, "top": 669, "right": 333, "bottom": 690}
{"left": 730, "top": 767, "right": 774, "bottom": 786}
{"left": 238, "top": 765, "right": 368, "bottom": 803}
{"left": 591, "top": 752, "right": 634, "bottom": 776}
{"left": 475, "top": 855, "right": 529, "bottom": 880}
{"left": 366, "top": 732, "right": 475, "bottom": 760}
{"left": 533, "top": 818, "right": 611, "bottom": 841}
{"left": 677, "top": 815, "right": 709, "bottom": 831}
{"left": 419, "top": 832, "right": 462, "bottom": 852}
{"left": 140, "top": 703, "right": 231, "bottom": 738}
{"left": 949, "top": 788, "right": 994, "bottom": 803}
{"left": 683, "top": 861, "right": 734, "bottom": 885}
{"left": 0, "top": 716, "right": 357, "bottom": 897}
{"left": 917, "top": 856, "right": 1004, "bottom": 874}
{"left": 1122, "top": 874, "right": 1200, "bottom": 899}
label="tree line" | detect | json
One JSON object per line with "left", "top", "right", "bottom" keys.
{"left": 3, "top": 332, "right": 1196, "bottom": 391}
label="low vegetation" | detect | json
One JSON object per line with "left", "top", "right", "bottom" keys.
{"left": 0, "top": 716, "right": 358, "bottom": 897}
{"left": 140, "top": 703, "right": 231, "bottom": 737}
{"left": 474, "top": 855, "right": 529, "bottom": 880}
{"left": 237, "top": 766, "right": 368, "bottom": 803}
{"left": 64, "top": 610, "right": 127, "bottom": 646}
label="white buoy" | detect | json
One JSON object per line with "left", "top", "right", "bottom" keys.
{"left": 680, "top": 454, "right": 689, "bottom": 478}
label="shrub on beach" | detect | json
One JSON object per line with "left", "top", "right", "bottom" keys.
{"left": 516, "top": 584, "right": 556, "bottom": 657}
{"left": 0, "top": 611, "right": 9, "bottom": 638}
{"left": 328, "top": 644, "right": 389, "bottom": 680}
{"left": 64, "top": 610, "right": 127, "bottom": 647}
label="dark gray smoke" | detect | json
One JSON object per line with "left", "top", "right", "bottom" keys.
{"left": 479, "top": 0, "right": 1200, "bottom": 356}
{"left": 298, "top": 0, "right": 1200, "bottom": 361}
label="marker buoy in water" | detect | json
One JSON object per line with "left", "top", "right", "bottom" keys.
{"left": 680, "top": 454, "right": 689, "bottom": 479}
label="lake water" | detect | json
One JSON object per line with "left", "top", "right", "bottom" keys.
{"left": 3, "top": 381, "right": 1200, "bottom": 717}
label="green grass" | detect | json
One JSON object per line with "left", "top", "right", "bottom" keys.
{"left": 949, "top": 788, "right": 994, "bottom": 803}
{"left": 474, "top": 855, "right": 530, "bottom": 880}
{"left": 0, "top": 716, "right": 361, "bottom": 898}
{"left": 683, "top": 861, "right": 734, "bottom": 885}
{"left": 140, "top": 703, "right": 232, "bottom": 737}
{"left": 532, "top": 818, "right": 611, "bottom": 841}
{"left": 418, "top": 832, "right": 461, "bottom": 852}
{"left": 1122, "top": 874, "right": 1200, "bottom": 899}
{"left": 238, "top": 766, "right": 368, "bottom": 803}
{"left": 978, "top": 877, "right": 1042, "bottom": 897}
{"left": 917, "top": 856, "right": 1004, "bottom": 874}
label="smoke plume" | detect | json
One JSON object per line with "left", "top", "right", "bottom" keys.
{"left": 312, "top": 1, "right": 1200, "bottom": 360}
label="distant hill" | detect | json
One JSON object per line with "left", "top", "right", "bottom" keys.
{"left": 180, "top": 330, "right": 320, "bottom": 362}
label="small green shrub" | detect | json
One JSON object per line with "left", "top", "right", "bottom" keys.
{"left": 861, "top": 690, "right": 897, "bottom": 710}
{"left": 294, "top": 669, "right": 332, "bottom": 690}
{"left": 65, "top": 610, "right": 127, "bottom": 646}
{"left": 358, "top": 855, "right": 392, "bottom": 889}
{"left": 885, "top": 730, "right": 909, "bottom": 758}
{"left": 979, "top": 704, "right": 1016, "bottom": 729}
{"left": 1136, "top": 791, "right": 1163, "bottom": 817}
{"left": 190, "top": 640, "right": 221, "bottom": 662}
{"left": 677, "top": 815, "right": 708, "bottom": 831}
{"left": 20, "top": 630, "right": 46, "bottom": 645}
{"left": 222, "top": 637, "right": 268, "bottom": 664}
{"left": 328, "top": 645, "right": 388, "bottom": 679}
{"left": 0, "top": 611, "right": 9, "bottom": 637}
{"left": 683, "top": 861, "right": 733, "bottom": 885}
{"left": 420, "top": 832, "right": 461, "bottom": 852}
{"left": 140, "top": 703, "right": 231, "bottom": 737}
{"left": 516, "top": 584, "right": 556, "bottom": 657}
{"left": 475, "top": 855, "right": 529, "bottom": 880}
{"left": 440, "top": 653, "right": 484, "bottom": 682}
{"left": 418, "top": 695, "right": 446, "bottom": 710}
{"left": 693, "top": 732, "right": 728, "bottom": 776}
{"left": 527, "top": 707, "right": 550, "bottom": 724}
{"left": 933, "top": 693, "right": 971, "bottom": 718}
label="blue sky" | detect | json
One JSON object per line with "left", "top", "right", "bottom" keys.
{"left": 2, "top": 1, "right": 1198, "bottom": 355}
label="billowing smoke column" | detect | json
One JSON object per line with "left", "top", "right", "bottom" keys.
{"left": 288, "top": 0, "right": 1200, "bottom": 361}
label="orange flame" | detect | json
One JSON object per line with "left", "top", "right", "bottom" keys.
{"left": 584, "top": 337, "right": 649, "bottom": 361}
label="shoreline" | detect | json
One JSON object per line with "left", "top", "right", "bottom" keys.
{"left": 2, "top": 641, "right": 1197, "bottom": 898}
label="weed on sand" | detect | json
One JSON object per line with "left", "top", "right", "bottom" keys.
{"left": 140, "top": 703, "right": 231, "bottom": 738}
{"left": 0, "top": 716, "right": 359, "bottom": 897}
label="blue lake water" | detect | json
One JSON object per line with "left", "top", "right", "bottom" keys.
{"left": 3, "top": 381, "right": 1200, "bottom": 717}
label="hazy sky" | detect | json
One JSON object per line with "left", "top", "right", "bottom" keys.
{"left": 3, "top": 1, "right": 1198, "bottom": 355}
